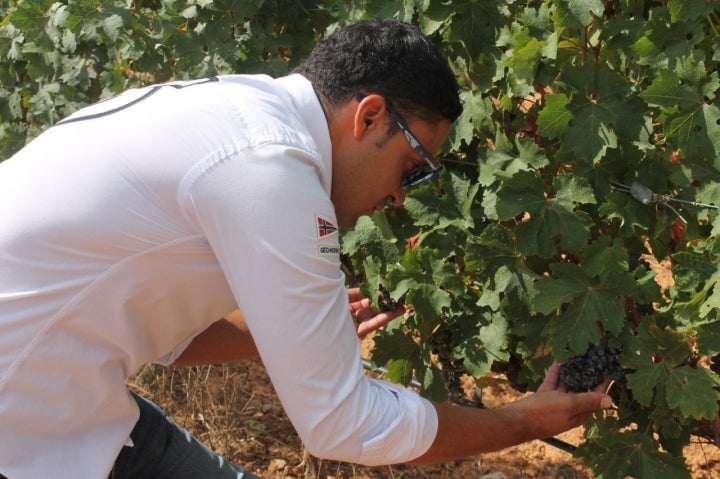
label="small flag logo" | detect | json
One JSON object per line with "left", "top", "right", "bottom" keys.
{"left": 316, "top": 215, "right": 338, "bottom": 239}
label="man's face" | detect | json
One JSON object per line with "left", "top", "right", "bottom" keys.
{"left": 330, "top": 95, "right": 451, "bottom": 228}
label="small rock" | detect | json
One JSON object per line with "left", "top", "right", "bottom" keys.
{"left": 268, "top": 458, "right": 287, "bottom": 473}
{"left": 481, "top": 473, "right": 507, "bottom": 479}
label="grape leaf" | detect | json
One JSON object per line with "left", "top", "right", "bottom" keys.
{"left": 536, "top": 93, "right": 572, "bottom": 138}
{"left": 403, "top": 170, "right": 478, "bottom": 228}
{"left": 384, "top": 358, "right": 415, "bottom": 387}
{"left": 632, "top": 8, "right": 700, "bottom": 71}
{"left": 496, "top": 173, "right": 593, "bottom": 257}
{"left": 534, "top": 262, "right": 631, "bottom": 356}
{"left": 696, "top": 321, "right": 720, "bottom": 356}
{"left": 419, "top": 365, "right": 448, "bottom": 402}
{"left": 464, "top": 224, "right": 518, "bottom": 278}
{"left": 480, "top": 136, "right": 550, "bottom": 186}
{"left": 640, "top": 69, "right": 720, "bottom": 160}
{"left": 425, "top": 0, "right": 507, "bottom": 60}
{"left": 582, "top": 236, "right": 628, "bottom": 277}
{"left": 461, "top": 312, "right": 510, "bottom": 378}
{"left": 579, "top": 428, "right": 692, "bottom": 479}
{"left": 666, "top": 366, "right": 720, "bottom": 419}
{"left": 625, "top": 323, "right": 694, "bottom": 407}
{"left": 341, "top": 216, "right": 400, "bottom": 265}
{"left": 506, "top": 31, "right": 544, "bottom": 87}
{"left": 553, "top": 0, "right": 605, "bottom": 30}
{"left": 626, "top": 361, "right": 666, "bottom": 407}
{"left": 371, "top": 328, "right": 421, "bottom": 378}
{"left": 562, "top": 96, "right": 618, "bottom": 164}
{"left": 668, "top": 0, "right": 714, "bottom": 23}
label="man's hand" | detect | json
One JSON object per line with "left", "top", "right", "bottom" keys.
{"left": 502, "top": 362, "right": 613, "bottom": 439}
{"left": 348, "top": 287, "right": 405, "bottom": 338}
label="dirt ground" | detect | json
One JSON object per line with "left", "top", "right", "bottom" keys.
{"left": 132, "top": 353, "right": 720, "bottom": 479}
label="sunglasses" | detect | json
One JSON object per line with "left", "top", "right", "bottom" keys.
{"left": 355, "top": 92, "right": 442, "bottom": 189}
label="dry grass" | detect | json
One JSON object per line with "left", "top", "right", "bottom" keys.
{"left": 126, "top": 361, "right": 477, "bottom": 478}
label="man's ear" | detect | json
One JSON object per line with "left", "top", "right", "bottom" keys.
{"left": 353, "top": 94, "right": 386, "bottom": 138}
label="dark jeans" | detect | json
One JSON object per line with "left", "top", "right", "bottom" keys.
{"left": 110, "top": 391, "right": 260, "bottom": 479}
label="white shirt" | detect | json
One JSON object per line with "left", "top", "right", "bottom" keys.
{"left": 0, "top": 74, "right": 438, "bottom": 479}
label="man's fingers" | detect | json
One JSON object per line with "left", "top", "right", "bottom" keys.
{"left": 537, "top": 362, "right": 561, "bottom": 393}
{"left": 356, "top": 313, "right": 393, "bottom": 337}
{"left": 347, "top": 287, "right": 363, "bottom": 303}
{"left": 581, "top": 391, "right": 614, "bottom": 412}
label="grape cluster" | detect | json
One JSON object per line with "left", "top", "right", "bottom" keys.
{"left": 429, "top": 326, "right": 471, "bottom": 404}
{"left": 634, "top": 303, "right": 654, "bottom": 316}
{"left": 377, "top": 284, "right": 405, "bottom": 312}
{"left": 710, "top": 355, "right": 720, "bottom": 393}
{"left": 631, "top": 256, "right": 652, "bottom": 271}
{"left": 559, "top": 337, "right": 624, "bottom": 392}
{"left": 711, "top": 355, "right": 720, "bottom": 375}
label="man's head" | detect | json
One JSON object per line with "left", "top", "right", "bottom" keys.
{"left": 294, "top": 18, "right": 462, "bottom": 228}
{"left": 294, "top": 18, "right": 462, "bottom": 124}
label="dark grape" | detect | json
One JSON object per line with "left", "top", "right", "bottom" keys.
{"left": 632, "top": 256, "right": 652, "bottom": 271}
{"left": 634, "top": 303, "right": 654, "bottom": 316}
{"left": 559, "top": 337, "right": 624, "bottom": 392}
{"left": 710, "top": 355, "right": 720, "bottom": 375}
{"left": 377, "top": 284, "right": 404, "bottom": 312}
{"left": 429, "top": 326, "right": 476, "bottom": 405}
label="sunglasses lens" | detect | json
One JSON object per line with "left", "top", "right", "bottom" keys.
{"left": 402, "top": 165, "right": 441, "bottom": 189}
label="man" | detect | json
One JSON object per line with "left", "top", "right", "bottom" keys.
{"left": 0, "top": 18, "right": 611, "bottom": 479}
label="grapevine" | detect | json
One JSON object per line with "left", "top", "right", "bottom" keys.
{"left": 3, "top": 1, "right": 720, "bottom": 477}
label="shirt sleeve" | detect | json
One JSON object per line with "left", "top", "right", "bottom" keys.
{"left": 182, "top": 142, "right": 438, "bottom": 465}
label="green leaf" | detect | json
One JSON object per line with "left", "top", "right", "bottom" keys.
{"left": 464, "top": 224, "right": 518, "bottom": 278}
{"left": 553, "top": 0, "right": 605, "bottom": 29}
{"left": 496, "top": 172, "right": 593, "bottom": 257}
{"left": 579, "top": 427, "right": 692, "bottom": 479}
{"left": 385, "top": 358, "right": 415, "bottom": 386}
{"left": 341, "top": 216, "right": 400, "bottom": 265}
{"left": 534, "top": 262, "right": 632, "bottom": 356}
{"left": 667, "top": 0, "right": 714, "bottom": 23}
{"left": 404, "top": 170, "right": 478, "bottom": 228}
{"left": 640, "top": 70, "right": 698, "bottom": 110}
{"left": 406, "top": 283, "right": 452, "bottom": 327}
{"left": 536, "top": 93, "right": 572, "bottom": 138}
{"left": 666, "top": 366, "right": 720, "bottom": 419}
{"left": 626, "top": 360, "right": 666, "bottom": 406}
{"left": 372, "top": 328, "right": 422, "bottom": 386}
{"left": 461, "top": 312, "right": 510, "bottom": 377}
{"left": 530, "top": 263, "right": 587, "bottom": 314}
{"left": 582, "top": 236, "right": 628, "bottom": 277}
{"left": 506, "top": 31, "right": 544, "bottom": 86}
{"left": 419, "top": 365, "right": 448, "bottom": 401}
{"left": 98, "top": 12, "right": 123, "bottom": 41}
{"left": 628, "top": 322, "right": 693, "bottom": 370}
{"left": 481, "top": 136, "right": 550, "bottom": 186}
{"left": 696, "top": 321, "right": 720, "bottom": 356}
{"left": 425, "top": 0, "right": 507, "bottom": 60}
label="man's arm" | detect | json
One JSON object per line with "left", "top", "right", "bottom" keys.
{"left": 173, "top": 310, "right": 260, "bottom": 365}
{"left": 174, "top": 289, "right": 403, "bottom": 366}
{"left": 407, "top": 363, "right": 612, "bottom": 464}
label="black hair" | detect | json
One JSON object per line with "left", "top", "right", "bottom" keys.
{"left": 293, "top": 18, "right": 462, "bottom": 124}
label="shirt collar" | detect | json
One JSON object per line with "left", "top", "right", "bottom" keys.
{"left": 276, "top": 74, "right": 333, "bottom": 195}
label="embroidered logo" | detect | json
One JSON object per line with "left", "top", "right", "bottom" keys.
{"left": 319, "top": 245, "right": 340, "bottom": 255}
{"left": 316, "top": 215, "right": 338, "bottom": 239}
